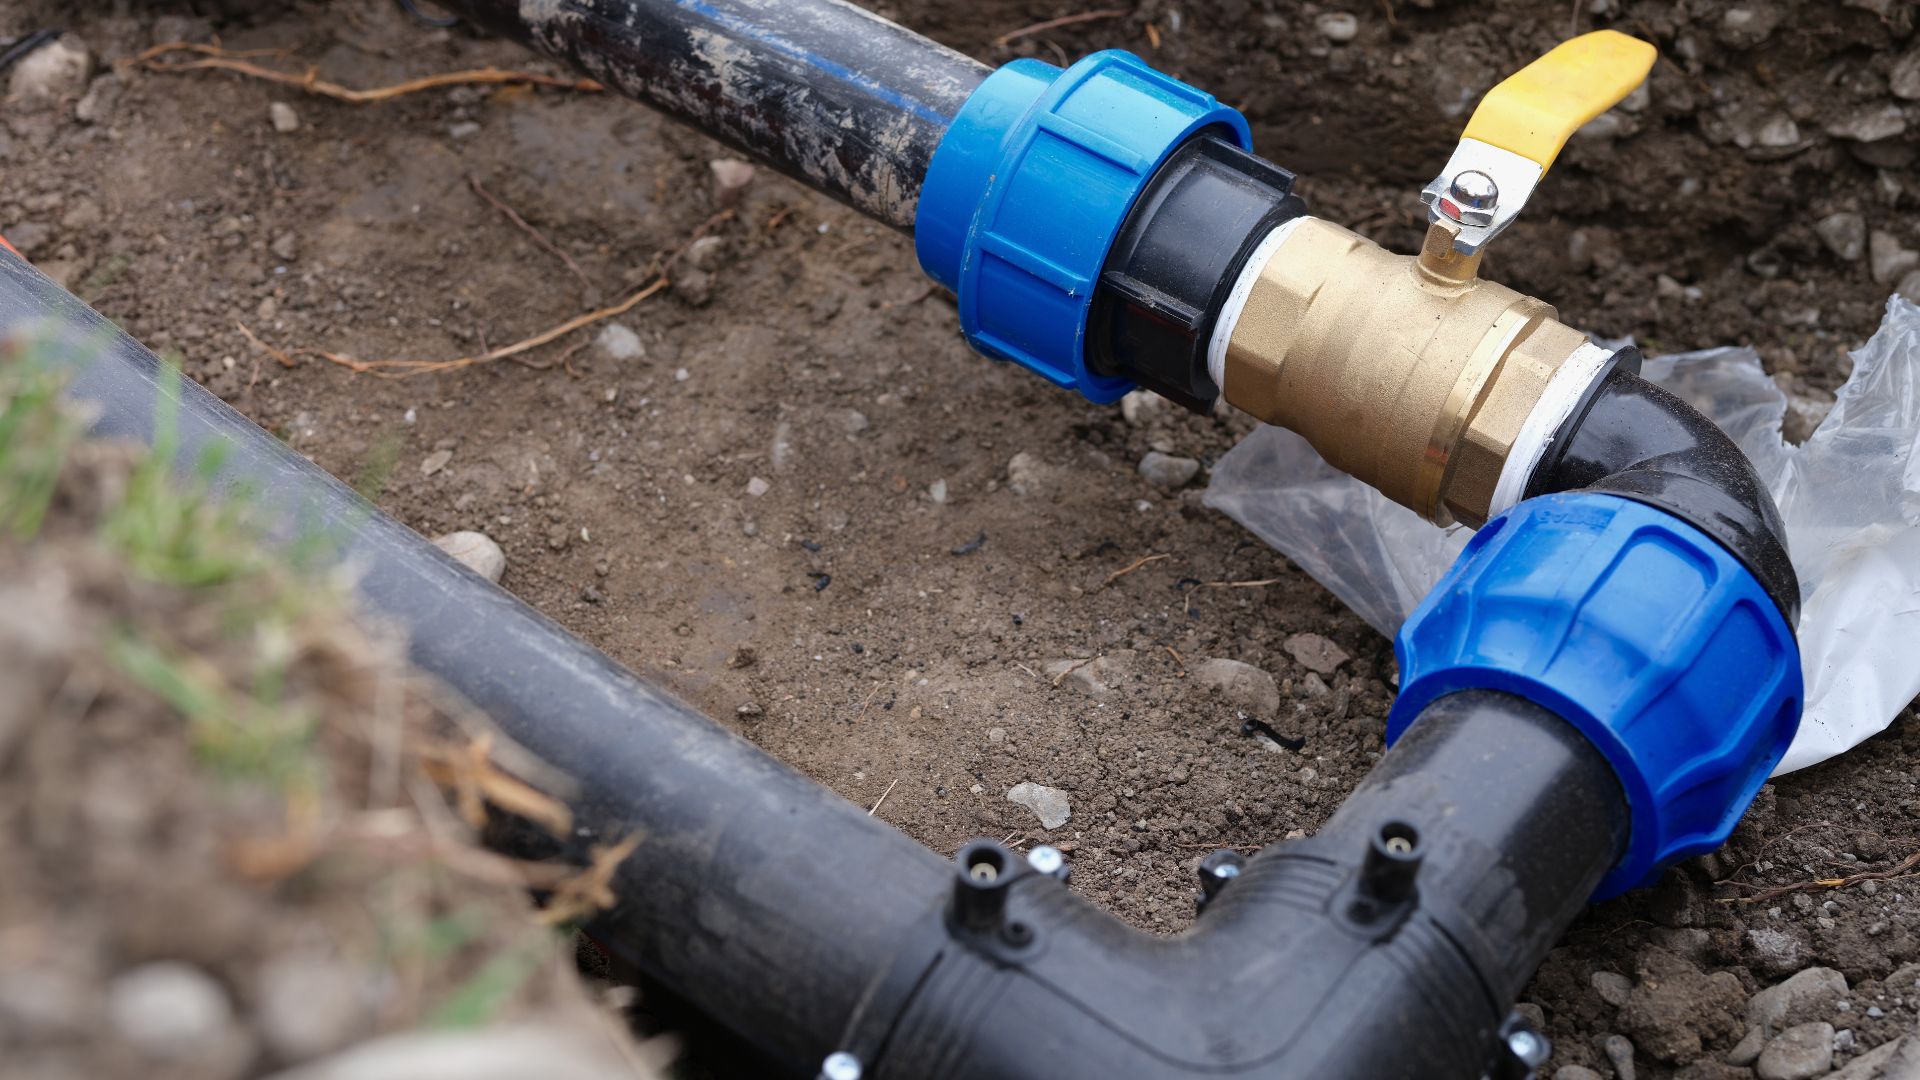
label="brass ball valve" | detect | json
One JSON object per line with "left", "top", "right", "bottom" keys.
{"left": 1211, "top": 31, "right": 1658, "bottom": 527}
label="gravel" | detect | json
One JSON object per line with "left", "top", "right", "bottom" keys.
{"left": 1816, "top": 212, "right": 1868, "bottom": 262}
{"left": 1756, "top": 1021, "right": 1835, "bottom": 1080}
{"left": 431, "top": 531, "right": 507, "bottom": 584}
{"left": 7, "top": 35, "right": 92, "bottom": 103}
{"left": 106, "top": 962, "right": 235, "bottom": 1059}
{"left": 596, "top": 322, "right": 645, "bottom": 361}
{"left": 1284, "top": 632, "right": 1351, "bottom": 675}
{"left": 1007, "top": 781, "right": 1071, "bottom": 830}
{"left": 1748, "top": 967, "right": 1847, "bottom": 1034}
{"left": 1592, "top": 970, "right": 1634, "bottom": 1007}
{"left": 1138, "top": 451, "right": 1201, "bottom": 490}
{"left": 269, "top": 100, "right": 300, "bottom": 133}
{"left": 1192, "top": 657, "right": 1280, "bottom": 718}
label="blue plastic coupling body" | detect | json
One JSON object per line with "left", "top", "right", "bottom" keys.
{"left": 914, "top": 51, "right": 1250, "bottom": 404}
{"left": 1390, "top": 492, "right": 1802, "bottom": 899}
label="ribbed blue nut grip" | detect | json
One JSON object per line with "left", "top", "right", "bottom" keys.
{"left": 914, "top": 51, "right": 1250, "bottom": 404}
{"left": 1390, "top": 493, "right": 1802, "bottom": 899}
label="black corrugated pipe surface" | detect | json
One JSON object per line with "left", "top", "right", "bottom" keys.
{"left": 4, "top": 249, "right": 1629, "bottom": 1079}
{"left": 439, "top": 0, "right": 990, "bottom": 229}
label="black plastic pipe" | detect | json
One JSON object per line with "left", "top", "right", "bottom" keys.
{"left": 1525, "top": 348, "right": 1801, "bottom": 623}
{"left": 437, "top": 0, "right": 990, "bottom": 229}
{"left": 3, "top": 251, "right": 1628, "bottom": 1078}
{"left": 0, "top": 251, "right": 949, "bottom": 1069}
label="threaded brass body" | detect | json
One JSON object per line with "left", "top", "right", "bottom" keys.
{"left": 1222, "top": 217, "right": 1589, "bottom": 527}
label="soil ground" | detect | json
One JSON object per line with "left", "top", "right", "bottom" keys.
{"left": 5, "top": 1, "right": 1920, "bottom": 1076}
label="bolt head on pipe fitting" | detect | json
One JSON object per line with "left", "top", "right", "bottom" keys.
{"left": 819, "top": 1051, "right": 864, "bottom": 1080}
{"left": 1026, "top": 844, "right": 1069, "bottom": 880}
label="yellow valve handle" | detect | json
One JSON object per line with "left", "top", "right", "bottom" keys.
{"left": 1460, "top": 30, "right": 1656, "bottom": 176}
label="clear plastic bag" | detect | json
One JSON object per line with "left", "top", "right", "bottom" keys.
{"left": 1206, "top": 297, "right": 1920, "bottom": 774}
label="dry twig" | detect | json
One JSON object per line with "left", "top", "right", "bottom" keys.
{"left": 132, "top": 41, "right": 603, "bottom": 102}
{"left": 1725, "top": 851, "right": 1920, "bottom": 904}
{"left": 415, "top": 733, "right": 574, "bottom": 837}
{"left": 540, "top": 832, "right": 644, "bottom": 925}
{"left": 1051, "top": 655, "right": 1101, "bottom": 687}
{"left": 995, "top": 9, "right": 1129, "bottom": 47}
{"left": 270, "top": 278, "right": 667, "bottom": 378}
{"left": 868, "top": 778, "right": 901, "bottom": 817}
{"left": 1205, "top": 577, "right": 1285, "bottom": 589}
{"left": 468, "top": 174, "right": 593, "bottom": 294}
{"left": 1103, "top": 552, "right": 1170, "bottom": 587}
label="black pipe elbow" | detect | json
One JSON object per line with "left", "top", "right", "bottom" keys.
{"left": 838, "top": 690, "right": 1626, "bottom": 1080}
{"left": 1525, "top": 348, "right": 1800, "bottom": 624}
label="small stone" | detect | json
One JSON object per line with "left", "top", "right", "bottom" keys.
{"left": 1897, "top": 270, "right": 1920, "bottom": 305}
{"left": 432, "top": 531, "right": 506, "bottom": 583}
{"left": 1755, "top": 114, "right": 1802, "bottom": 148}
{"left": 735, "top": 701, "right": 763, "bottom": 718}
{"left": 448, "top": 120, "right": 481, "bottom": 139}
{"left": 420, "top": 449, "right": 453, "bottom": 476}
{"left": 269, "top": 100, "right": 300, "bottom": 133}
{"left": 1593, "top": 970, "right": 1635, "bottom": 1007}
{"left": 596, "top": 322, "right": 644, "bottom": 360}
{"left": 987, "top": 727, "right": 1006, "bottom": 745}
{"left": 839, "top": 409, "right": 869, "bottom": 435}
{"left": 1284, "top": 632, "right": 1351, "bottom": 675}
{"left": 1815, "top": 212, "right": 1868, "bottom": 262}
{"left": 1554, "top": 1069, "right": 1603, "bottom": 1080}
{"left": 1603, "top": 1033, "right": 1637, "bottom": 1080}
{"left": 1120, "top": 389, "right": 1168, "bottom": 427}
{"left": 1827, "top": 105, "right": 1908, "bottom": 144}
{"left": 710, "top": 158, "right": 756, "bottom": 206}
{"left": 1193, "top": 658, "right": 1281, "bottom": 718}
{"left": 1893, "top": 51, "right": 1920, "bottom": 100}
{"left": 1315, "top": 12, "right": 1359, "bottom": 42}
{"left": 1748, "top": 967, "right": 1847, "bottom": 1033}
{"left": 1719, "top": 5, "right": 1782, "bottom": 48}
{"left": 1138, "top": 451, "right": 1201, "bottom": 489}
{"left": 724, "top": 647, "right": 756, "bottom": 669}
{"left": 1045, "top": 654, "right": 1129, "bottom": 698}
{"left": 1828, "top": 1036, "right": 1913, "bottom": 1079}
{"left": 1007, "top": 781, "right": 1071, "bottom": 830}
{"left": 256, "top": 952, "right": 371, "bottom": 1060}
{"left": 928, "top": 478, "right": 948, "bottom": 504}
{"left": 1870, "top": 230, "right": 1919, "bottom": 284}
{"left": 271, "top": 232, "right": 299, "bottom": 261}
{"left": 685, "top": 234, "right": 726, "bottom": 272}
{"left": 1756, "top": 1022, "right": 1834, "bottom": 1080}
{"left": 7, "top": 35, "right": 92, "bottom": 103}
{"left": 745, "top": 476, "right": 771, "bottom": 497}
{"left": 672, "top": 267, "right": 714, "bottom": 306}
{"left": 1007, "top": 451, "right": 1046, "bottom": 496}
{"left": 1834, "top": 1029, "right": 1855, "bottom": 1053}
{"left": 75, "top": 74, "right": 120, "bottom": 123}
{"left": 1728, "top": 1025, "right": 1767, "bottom": 1066}
{"left": 107, "top": 962, "right": 234, "bottom": 1059}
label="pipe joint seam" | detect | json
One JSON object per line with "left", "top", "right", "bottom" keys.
{"left": 1391, "top": 492, "right": 1803, "bottom": 897}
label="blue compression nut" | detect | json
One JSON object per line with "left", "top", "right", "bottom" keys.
{"left": 914, "top": 51, "right": 1250, "bottom": 403}
{"left": 1390, "top": 493, "right": 1802, "bottom": 899}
